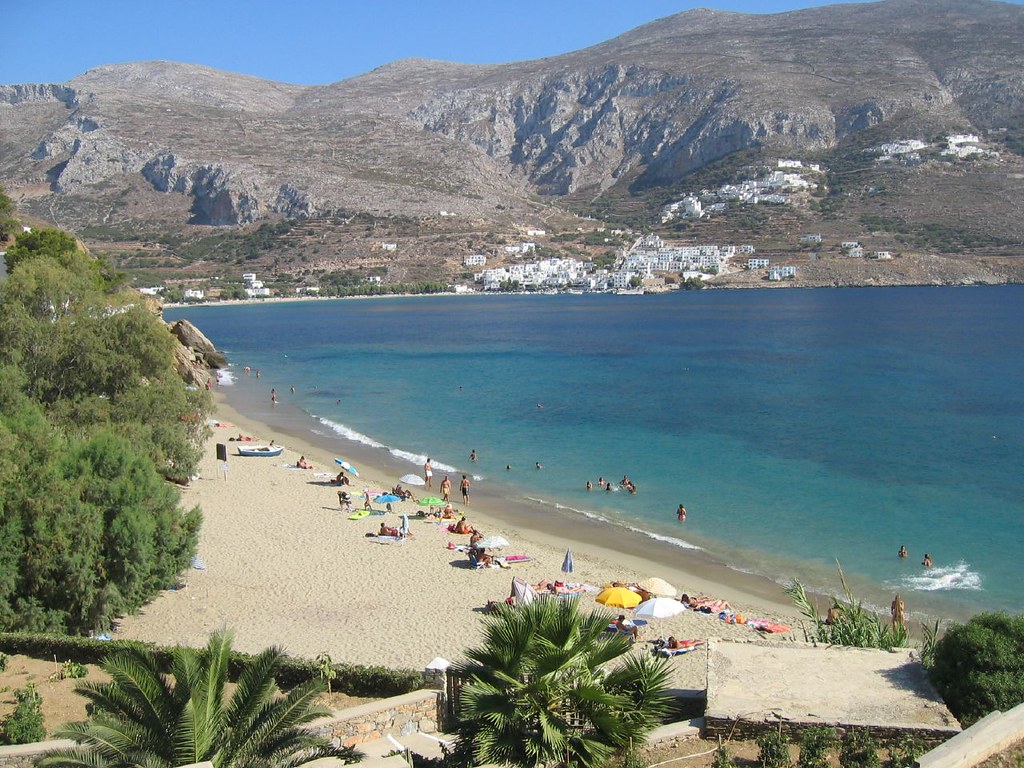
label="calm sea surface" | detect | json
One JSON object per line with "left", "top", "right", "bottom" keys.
{"left": 166, "top": 287, "right": 1024, "bottom": 619}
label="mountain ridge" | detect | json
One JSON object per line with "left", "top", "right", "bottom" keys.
{"left": 1, "top": 0, "right": 1022, "bottom": 279}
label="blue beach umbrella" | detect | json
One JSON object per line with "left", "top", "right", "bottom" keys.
{"left": 335, "top": 458, "right": 359, "bottom": 477}
{"left": 374, "top": 494, "right": 401, "bottom": 504}
{"left": 561, "top": 548, "right": 574, "bottom": 574}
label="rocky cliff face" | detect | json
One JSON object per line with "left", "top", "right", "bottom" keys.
{"left": 1, "top": 0, "right": 1022, "bottom": 227}
{"left": 169, "top": 319, "right": 227, "bottom": 385}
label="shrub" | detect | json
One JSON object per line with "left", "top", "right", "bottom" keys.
{"left": 1, "top": 683, "right": 45, "bottom": 744}
{"left": 839, "top": 729, "right": 881, "bottom": 768}
{"left": 712, "top": 745, "right": 737, "bottom": 768}
{"left": 48, "top": 659, "right": 88, "bottom": 681}
{"left": 798, "top": 727, "right": 837, "bottom": 768}
{"left": 929, "top": 612, "right": 1024, "bottom": 725}
{"left": 887, "top": 733, "right": 925, "bottom": 768}
{"left": 0, "top": 652, "right": 7, "bottom": 672}
{"left": 786, "top": 563, "right": 908, "bottom": 650}
{"left": 0, "top": 632, "right": 422, "bottom": 698}
{"left": 757, "top": 728, "right": 791, "bottom": 768}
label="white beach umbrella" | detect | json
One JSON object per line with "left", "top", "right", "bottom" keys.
{"left": 400, "top": 473, "right": 426, "bottom": 486}
{"left": 476, "top": 535, "right": 510, "bottom": 549}
{"left": 634, "top": 597, "right": 687, "bottom": 620}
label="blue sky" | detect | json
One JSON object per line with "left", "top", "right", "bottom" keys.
{"left": 0, "top": 0, "right": 908, "bottom": 85}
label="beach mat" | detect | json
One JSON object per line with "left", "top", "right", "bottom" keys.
{"left": 347, "top": 509, "right": 373, "bottom": 520}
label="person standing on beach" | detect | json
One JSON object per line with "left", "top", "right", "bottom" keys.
{"left": 460, "top": 474, "right": 471, "bottom": 504}
{"left": 424, "top": 458, "right": 433, "bottom": 488}
{"left": 440, "top": 475, "right": 452, "bottom": 502}
{"left": 677, "top": 504, "right": 686, "bottom": 522}
{"left": 890, "top": 594, "right": 906, "bottom": 628}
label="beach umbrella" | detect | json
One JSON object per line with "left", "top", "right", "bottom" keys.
{"left": 418, "top": 496, "right": 445, "bottom": 506}
{"left": 476, "top": 535, "right": 509, "bottom": 549}
{"left": 634, "top": 597, "right": 687, "bottom": 620}
{"left": 400, "top": 514, "right": 410, "bottom": 536}
{"left": 374, "top": 494, "right": 402, "bottom": 503}
{"left": 400, "top": 473, "right": 426, "bottom": 486}
{"left": 561, "top": 548, "right": 574, "bottom": 574}
{"left": 595, "top": 587, "right": 642, "bottom": 609}
{"left": 636, "top": 576, "right": 677, "bottom": 597}
{"left": 335, "top": 458, "right": 360, "bottom": 477}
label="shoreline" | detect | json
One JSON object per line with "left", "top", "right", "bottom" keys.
{"left": 157, "top": 279, "right": 1021, "bottom": 311}
{"left": 213, "top": 391, "right": 799, "bottom": 616}
{"left": 112, "top": 388, "right": 807, "bottom": 689}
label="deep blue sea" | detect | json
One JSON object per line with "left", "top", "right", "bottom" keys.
{"left": 166, "top": 287, "right": 1024, "bottom": 620}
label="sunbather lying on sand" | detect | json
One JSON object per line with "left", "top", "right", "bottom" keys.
{"left": 296, "top": 456, "right": 313, "bottom": 469}
{"left": 680, "top": 594, "right": 733, "bottom": 613}
{"left": 533, "top": 580, "right": 590, "bottom": 595}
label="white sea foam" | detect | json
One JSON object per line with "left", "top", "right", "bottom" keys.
{"left": 625, "top": 526, "right": 703, "bottom": 551}
{"left": 388, "top": 448, "right": 458, "bottom": 473}
{"left": 216, "top": 369, "right": 236, "bottom": 386}
{"left": 895, "top": 561, "right": 983, "bottom": 592}
{"left": 522, "top": 496, "right": 702, "bottom": 551}
{"left": 315, "top": 417, "right": 386, "bottom": 449}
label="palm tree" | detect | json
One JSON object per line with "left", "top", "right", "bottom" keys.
{"left": 449, "top": 598, "right": 672, "bottom": 768}
{"left": 38, "top": 630, "right": 362, "bottom": 768}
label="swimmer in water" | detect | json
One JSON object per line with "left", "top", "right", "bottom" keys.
{"left": 899, "top": 545, "right": 907, "bottom": 559}
{"left": 922, "top": 553, "right": 933, "bottom": 568}
{"left": 677, "top": 504, "right": 686, "bottom": 522}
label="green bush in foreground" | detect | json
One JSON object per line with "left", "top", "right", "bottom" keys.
{"left": 929, "top": 612, "right": 1024, "bottom": 725}
{"left": 887, "top": 733, "right": 925, "bottom": 768}
{"left": 757, "top": 728, "right": 791, "bottom": 768}
{"left": 0, "top": 683, "right": 45, "bottom": 745}
{"left": 840, "top": 729, "right": 881, "bottom": 768}
{"left": 798, "top": 727, "right": 837, "bottom": 768}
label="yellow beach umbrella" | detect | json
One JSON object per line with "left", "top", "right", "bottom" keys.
{"left": 595, "top": 587, "right": 642, "bottom": 609}
{"left": 636, "top": 577, "right": 677, "bottom": 597}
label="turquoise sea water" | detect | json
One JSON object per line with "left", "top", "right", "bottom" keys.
{"left": 166, "top": 287, "right": 1024, "bottom": 619}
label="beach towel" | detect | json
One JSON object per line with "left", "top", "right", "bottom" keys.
{"left": 347, "top": 509, "right": 373, "bottom": 520}
{"left": 656, "top": 640, "right": 706, "bottom": 658}
{"left": 367, "top": 535, "right": 404, "bottom": 545}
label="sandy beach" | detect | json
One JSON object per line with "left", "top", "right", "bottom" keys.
{"left": 114, "top": 394, "right": 803, "bottom": 690}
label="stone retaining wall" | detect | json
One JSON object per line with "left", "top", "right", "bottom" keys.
{"left": 307, "top": 690, "right": 442, "bottom": 747}
{"left": 704, "top": 716, "right": 957, "bottom": 747}
{"left": 0, "top": 739, "right": 74, "bottom": 768}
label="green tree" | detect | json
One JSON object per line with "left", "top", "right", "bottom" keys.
{"left": 929, "top": 612, "right": 1024, "bottom": 725}
{"left": 449, "top": 598, "right": 672, "bottom": 768}
{"left": 0, "top": 185, "right": 17, "bottom": 242}
{"left": 4, "top": 228, "right": 86, "bottom": 274}
{"left": 38, "top": 630, "right": 362, "bottom": 768}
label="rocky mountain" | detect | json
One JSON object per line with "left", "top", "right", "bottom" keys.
{"left": 1, "top": 0, "right": 1023, "bottom": 252}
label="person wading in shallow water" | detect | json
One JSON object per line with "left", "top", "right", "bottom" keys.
{"left": 677, "top": 504, "right": 687, "bottom": 522}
